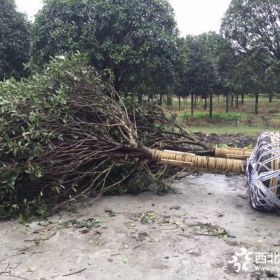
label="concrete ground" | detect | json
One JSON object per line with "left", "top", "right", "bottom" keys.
{"left": 0, "top": 174, "right": 279, "bottom": 280}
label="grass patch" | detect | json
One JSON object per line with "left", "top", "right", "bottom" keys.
{"left": 190, "top": 124, "right": 275, "bottom": 136}
{"left": 179, "top": 111, "right": 242, "bottom": 122}
{"left": 170, "top": 95, "right": 280, "bottom": 114}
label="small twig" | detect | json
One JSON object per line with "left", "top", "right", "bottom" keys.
{"left": 62, "top": 268, "right": 87, "bottom": 277}
{"left": 110, "top": 253, "right": 121, "bottom": 257}
{"left": 0, "top": 272, "right": 30, "bottom": 280}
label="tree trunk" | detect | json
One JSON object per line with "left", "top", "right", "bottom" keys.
{"left": 204, "top": 97, "right": 207, "bottom": 111}
{"left": 159, "top": 93, "right": 163, "bottom": 105}
{"left": 235, "top": 94, "right": 239, "bottom": 108}
{"left": 226, "top": 93, "right": 229, "bottom": 113}
{"left": 269, "top": 92, "right": 273, "bottom": 103}
{"left": 194, "top": 95, "right": 197, "bottom": 108}
{"left": 231, "top": 94, "right": 234, "bottom": 107}
{"left": 150, "top": 149, "right": 245, "bottom": 174}
{"left": 178, "top": 96, "right": 181, "bottom": 111}
{"left": 255, "top": 93, "right": 259, "bottom": 114}
{"left": 191, "top": 93, "right": 194, "bottom": 116}
{"left": 209, "top": 91, "right": 213, "bottom": 119}
{"left": 167, "top": 95, "right": 172, "bottom": 108}
{"left": 114, "top": 79, "right": 121, "bottom": 93}
{"left": 241, "top": 94, "right": 244, "bottom": 106}
{"left": 138, "top": 93, "right": 143, "bottom": 103}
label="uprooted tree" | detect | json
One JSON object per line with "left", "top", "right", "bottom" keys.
{"left": 0, "top": 54, "right": 211, "bottom": 218}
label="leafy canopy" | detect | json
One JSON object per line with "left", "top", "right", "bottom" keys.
{"left": 0, "top": 0, "right": 30, "bottom": 80}
{"left": 184, "top": 33, "right": 218, "bottom": 97}
{"left": 31, "top": 0, "right": 186, "bottom": 95}
{"left": 221, "top": 0, "right": 280, "bottom": 60}
{"left": 221, "top": 0, "right": 280, "bottom": 94}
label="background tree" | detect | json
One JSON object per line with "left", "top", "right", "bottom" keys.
{"left": 221, "top": 0, "right": 280, "bottom": 60}
{"left": 198, "top": 32, "right": 225, "bottom": 117}
{"left": 216, "top": 36, "right": 239, "bottom": 112}
{"left": 31, "top": 0, "right": 186, "bottom": 99}
{"left": 173, "top": 38, "right": 188, "bottom": 109}
{"left": 184, "top": 34, "right": 218, "bottom": 118}
{"left": 0, "top": 0, "right": 30, "bottom": 81}
{"left": 221, "top": 0, "right": 280, "bottom": 102}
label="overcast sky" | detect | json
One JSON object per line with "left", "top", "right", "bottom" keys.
{"left": 170, "top": 0, "right": 231, "bottom": 35}
{"left": 16, "top": 0, "right": 231, "bottom": 36}
{"left": 16, "top": 0, "right": 43, "bottom": 20}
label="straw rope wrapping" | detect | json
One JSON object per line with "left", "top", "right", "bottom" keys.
{"left": 151, "top": 149, "right": 245, "bottom": 174}
{"left": 215, "top": 147, "right": 252, "bottom": 160}
{"left": 247, "top": 132, "right": 280, "bottom": 210}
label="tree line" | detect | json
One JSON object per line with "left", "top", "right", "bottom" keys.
{"left": 1, "top": 0, "right": 279, "bottom": 116}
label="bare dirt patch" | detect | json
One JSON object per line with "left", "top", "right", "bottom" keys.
{"left": 194, "top": 132, "right": 256, "bottom": 148}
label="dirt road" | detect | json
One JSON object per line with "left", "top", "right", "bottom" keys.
{"left": 0, "top": 174, "right": 279, "bottom": 280}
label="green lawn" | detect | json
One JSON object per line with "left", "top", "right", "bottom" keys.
{"left": 190, "top": 124, "right": 276, "bottom": 136}
{"left": 166, "top": 95, "right": 280, "bottom": 136}
{"left": 170, "top": 95, "right": 280, "bottom": 114}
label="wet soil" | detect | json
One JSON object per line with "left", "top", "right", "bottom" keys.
{"left": 194, "top": 132, "right": 256, "bottom": 148}
{"left": 0, "top": 174, "right": 279, "bottom": 280}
